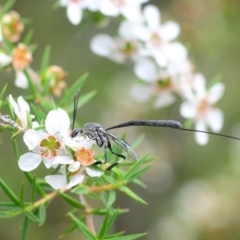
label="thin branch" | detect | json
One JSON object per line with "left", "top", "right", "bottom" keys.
{"left": 79, "top": 194, "right": 96, "bottom": 235}
{"left": 24, "top": 186, "right": 67, "bottom": 212}
{"left": 88, "top": 181, "right": 126, "bottom": 192}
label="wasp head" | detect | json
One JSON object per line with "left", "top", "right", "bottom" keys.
{"left": 71, "top": 128, "right": 83, "bottom": 138}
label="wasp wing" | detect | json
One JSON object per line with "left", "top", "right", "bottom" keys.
{"left": 99, "top": 129, "right": 138, "bottom": 161}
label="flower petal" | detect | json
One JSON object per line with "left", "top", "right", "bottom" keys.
{"left": 143, "top": 5, "right": 160, "bottom": 28}
{"left": 130, "top": 84, "right": 152, "bottom": 102}
{"left": 45, "top": 175, "right": 67, "bottom": 190}
{"left": 52, "top": 155, "right": 74, "bottom": 165}
{"left": 67, "top": 3, "right": 82, "bottom": 25}
{"left": 15, "top": 71, "right": 28, "bottom": 89}
{"left": 134, "top": 58, "right": 157, "bottom": 82}
{"left": 45, "top": 108, "right": 70, "bottom": 136}
{"left": 195, "top": 121, "right": 208, "bottom": 145}
{"left": 161, "top": 21, "right": 180, "bottom": 41}
{"left": 180, "top": 102, "right": 196, "bottom": 118}
{"left": 68, "top": 161, "right": 81, "bottom": 172}
{"left": 122, "top": 4, "right": 142, "bottom": 22}
{"left": 86, "top": 167, "right": 103, "bottom": 177}
{"left": 153, "top": 93, "right": 176, "bottom": 109}
{"left": 207, "top": 109, "right": 224, "bottom": 132}
{"left": 208, "top": 83, "right": 224, "bottom": 104}
{"left": 162, "top": 42, "right": 187, "bottom": 61}
{"left": 67, "top": 174, "right": 85, "bottom": 189}
{"left": 17, "top": 96, "right": 30, "bottom": 112}
{"left": 90, "top": 34, "right": 115, "bottom": 56}
{"left": 193, "top": 73, "right": 206, "bottom": 98}
{"left": 18, "top": 152, "right": 42, "bottom": 171}
{"left": 23, "top": 129, "right": 40, "bottom": 150}
{"left": 43, "top": 159, "right": 54, "bottom": 169}
{"left": 8, "top": 94, "right": 20, "bottom": 116}
{"left": 119, "top": 21, "right": 136, "bottom": 39}
{"left": 0, "top": 52, "right": 12, "bottom": 66}
{"left": 99, "top": 0, "right": 119, "bottom": 16}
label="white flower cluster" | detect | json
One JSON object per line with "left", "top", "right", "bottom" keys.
{"left": 60, "top": 1, "right": 225, "bottom": 145}
{"left": 9, "top": 95, "right": 102, "bottom": 190}
{"left": 60, "top": 0, "right": 147, "bottom": 25}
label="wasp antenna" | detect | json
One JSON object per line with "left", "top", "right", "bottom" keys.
{"left": 179, "top": 127, "right": 240, "bottom": 141}
{"left": 72, "top": 90, "right": 81, "bottom": 130}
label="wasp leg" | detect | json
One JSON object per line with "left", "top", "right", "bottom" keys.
{"left": 105, "top": 162, "right": 119, "bottom": 171}
{"left": 108, "top": 141, "right": 125, "bottom": 160}
{"left": 105, "top": 141, "right": 126, "bottom": 171}
{"left": 94, "top": 161, "right": 103, "bottom": 166}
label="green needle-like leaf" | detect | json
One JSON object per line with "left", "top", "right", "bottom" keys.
{"left": 69, "top": 213, "right": 97, "bottom": 240}
{"left": 38, "top": 205, "right": 46, "bottom": 225}
{"left": 0, "top": 178, "right": 20, "bottom": 206}
{"left": 30, "top": 175, "right": 36, "bottom": 203}
{"left": 107, "top": 190, "right": 116, "bottom": 207}
{"left": 60, "top": 73, "right": 89, "bottom": 107}
{"left": 40, "top": 46, "right": 51, "bottom": 73}
{"left": 124, "top": 155, "right": 153, "bottom": 182}
{"left": 22, "top": 30, "right": 34, "bottom": 46}
{"left": 119, "top": 186, "right": 147, "bottom": 205}
{"left": 97, "top": 210, "right": 109, "bottom": 239}
{"left": 11, "top": 136, "right": 20, "bottom": 159}
{"left": 0, "top": 0, "right": 15, "bottom": 19}
{"left": 104, "top": 232, "right": 147, "bottom": 240}
{"left": 65, "top": 90, "right": 97, "bottom": 113}
{"left": 0, "top": 210, "right": 22, "bottom": 218}
{"left": 24, "top": 172, "right": 46, "bottom": 197}
{"left": 21, "top": 216, "right": 30, "bottom": 240}
{"left": 60, "top": 224, "right": 77, "bottom": 238}
{"left": 19, "top": 182, "right": 25, "bottom": 208}
{"left": 59, "top": 192, "right": 85, "bottom": 209}
{"left": 24, "top": 69, "right": 37, "bottom": 95}
{"left": 0, "top": 202, "right": 21, "bottom": 210}
{"left": 0, "top": 84, "right": 7, "bottom": 108}
{"left": 127, "top": 165, "right": 152, "bottom": 184}
{"left": 131, "top": 134, "right": 145, "bottom": 149}
{"left": 25, "top": 211, "right": 40, "bottom": 223}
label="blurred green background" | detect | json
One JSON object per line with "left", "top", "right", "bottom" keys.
{"left": 1, "top": 0, "right": 240, "bottom": 239}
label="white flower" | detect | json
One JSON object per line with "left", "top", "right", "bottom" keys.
{"left": 0, "top": 44, "right": 32, "bottom": 89}
{"left": 45, "top": 167, "right": 94, "bottom": 190}
{"left": 18, "top": 108, "right": 75, "bottom": 171}
{"left": 60, "top": 0, "right": 89, "bottom": 25}
{"left": 45, "top": 146, "right": 102, "bottom": 190}
{"left": 99, "top": 0, "right": 148, "bottom": 22}
{"left": 135, "top": 5, "right": 186, "bottom": 67}
{"left": 18, "top": 129, "right": 74, "bottom": 171}
{"left": 180, "top": 74, "right": 224, "bottom": 145}
{"left": 132, "top": 58, "right": 181, "bottom": 108}
{"left": 9, "top": 95, "right": 30, "bottom": 129}
{"left": 90, "top": 20, "right": 141, "bottom": 63}
{"left": 45, "top": 108, "right": 96, "bottom": 150}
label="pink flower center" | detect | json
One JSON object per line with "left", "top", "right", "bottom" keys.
{"left": 75, "top": 148, "right": 94, "bottom": 166}
{"left": 111, "top": 0, "right": 125, "bottom": 7}
{"left": 11, "top": 43, "right": 32, "bottom": 71}
{"left": 197, "top": 98, "right": 210, "bottom": 119}
{"left": 151, "top": 32, "right": 163, "bottom": 47}
{"left": 120, "top": 41, "right": 137, "bottom": 55}
{"left": 154, "top": 76, "right": 173, "bottom": 93}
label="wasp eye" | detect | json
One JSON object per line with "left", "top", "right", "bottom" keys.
{"left": 71, "top": 128, "right": 83, "bottom": 138}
